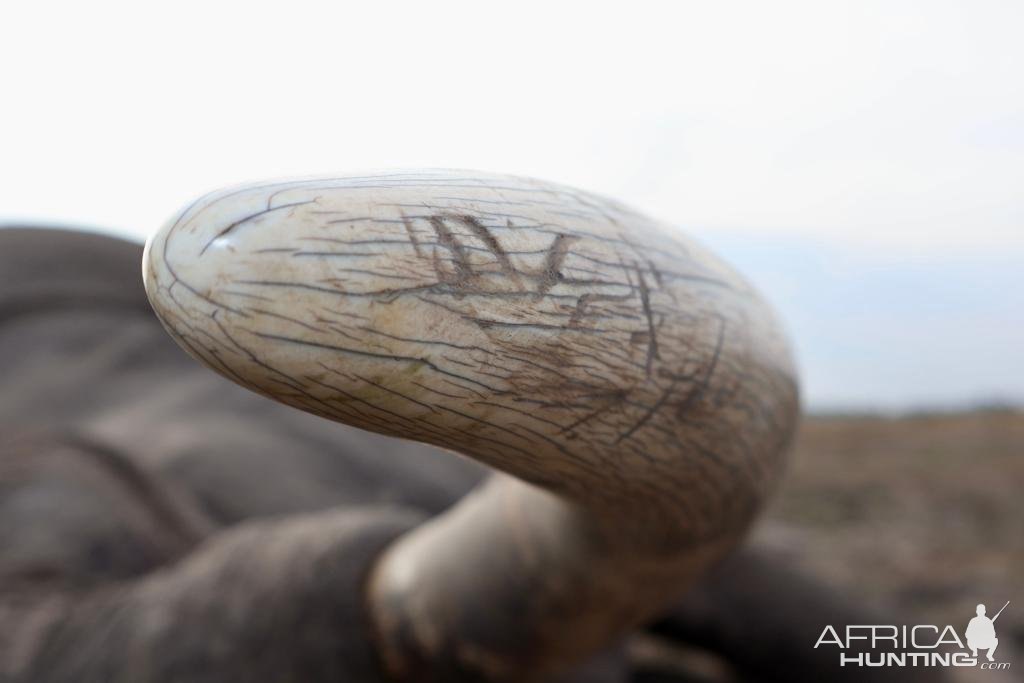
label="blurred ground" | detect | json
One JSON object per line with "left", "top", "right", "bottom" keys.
{"left": 755, "top": 409, "right": 1023, "bottom": 680}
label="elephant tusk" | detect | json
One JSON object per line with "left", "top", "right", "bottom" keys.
{"left": 142, "top": 169, "right": 799, "bottom": 681}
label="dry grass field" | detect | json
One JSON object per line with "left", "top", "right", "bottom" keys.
{"left": 755, "top": 409, "right": 1023, "bottom": 676}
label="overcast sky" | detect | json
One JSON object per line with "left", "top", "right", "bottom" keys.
{"left": 2, "top": 1, "right": 1021, "bottom": 410}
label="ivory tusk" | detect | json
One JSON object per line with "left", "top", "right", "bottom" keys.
{"left": 143, "top": 169, "right": 799, "bottom": 681}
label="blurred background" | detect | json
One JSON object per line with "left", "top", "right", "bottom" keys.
{"left": 2, "top": 0, "right": 1021, "bottom": 676}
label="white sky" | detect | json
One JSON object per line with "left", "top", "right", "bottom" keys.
{"left": 2, "top": 1, "right": 1021, "bottom": 409}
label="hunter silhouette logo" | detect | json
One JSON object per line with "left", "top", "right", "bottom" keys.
{"left": 814, "top": 601, "right": 1011, "bottom": 670}
{"left": 967, "top": 602, "right": 1008, "bottom": 662}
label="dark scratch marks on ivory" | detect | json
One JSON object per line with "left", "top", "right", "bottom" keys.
{"left": 290, "top": 251, "right": 385, "bottom": 259}
{"left": 210, "top": 312, "right": 309, "bottom": 397}
{"left": 469, "top": 318, "right": 614, "bottom": 335}
{"left": 534, "top": 233, "right": 577, "bottom": 300}
{"left": 646, "top": 259, "right": 664, "bottom": 288}
{"left": 157, "top": 226, "right": 249, "bottom": 318}
{"left": 199, "top": 200, "right": 317, "bottom": 256}
{"left": 616, "top": 377, "right": 680, "bottom": 445}
{"left": 247, "top": 308, "right": 324, "bottom": 333}
{"left": 325, "top": 325, "right": 362, "bottom": 343}
{"left": 473, "top": 400, "right": 565, "bottom": 431}
{"left": 400, "top": 212, "right": 424, "bottom": 258}
{"left": 307, "top": 368, "right": 421, "bottom": 430}
{"left": 435, "top": 404, "right": 539, "bottom": 454}
{"left": 353, "top": 373, "right": 440, "bottom": 415}
{"left": 637, "top": 267, "right": 660, "bottom": 378}
{"left": 429, "top": 216, "right": 474, "bottom": 286}
{"left": 219, "top": 289, "right": 273, "bottom": 302}
{"left": 568, "top": 292, "right": 631, "bottom": 328}
{"left": 234, "top": 279, "right": 443, "bottom": 301}
{"left": 142, "top": 171, "right": 800, "bottom": 568}
{"left": 411, "top": 380, "right": 466, "bottom": 400}
{"left": 322, "top": 269, "right": 420, "bottom": 282}
{"left": 670, "top": 317, "right": 727, "bottom": 421}
{"left": 442, "top": 355, "right": 477, "bottom": 369}
{"left": 322, "top": 216, "right": 375, "bottom": 224}
{"left": 560, "top": 392, "right": 627, "bottom": 434}
{"left": 250, "top": 331, "right": 504, "bottom": 394}
{"left": 616, "top": 317, "right": 728, "bottom": 444}
{"left": 359, "top": 327, "right": 487, "bottom": 353}
{"left": 442, "top": 378, "right": 486, "bottom": 400}
{"left": 455, "top": 214, "right": 523, "bottom": 288}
